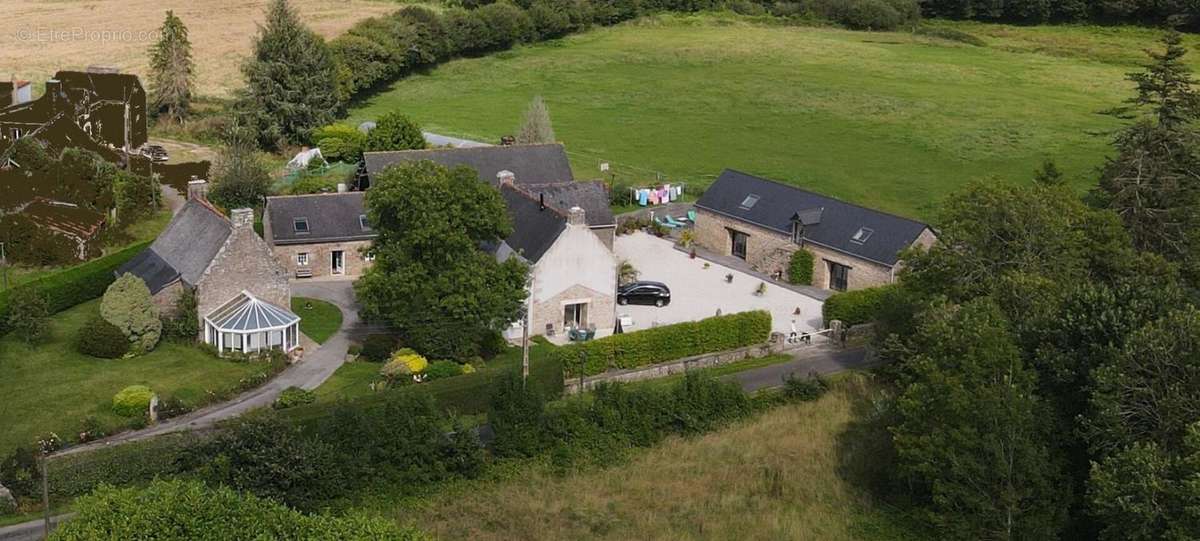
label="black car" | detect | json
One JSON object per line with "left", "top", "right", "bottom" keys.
{"left": 618, "top": 281, "right": 671, "bottom": 307}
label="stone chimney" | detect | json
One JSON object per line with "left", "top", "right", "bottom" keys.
{"left": 187, "top": 177, "right": 208, "bottom": 201}
{"left": 567, "top": 206, "right": 586, "bottom": 226}
{"left": 230, "top": 208, "right": 254, "bottom": 229}
{"left": 497, "top": 170, "right": 515, "bottom": 186}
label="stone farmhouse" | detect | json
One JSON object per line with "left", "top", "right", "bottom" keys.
{"left": 693, "top": 169, "right": 936, "bottom": 292}
{"left": 491, "top": 178, "right": 618, "bottom": 340}
{"left": 364, "top": 143, "right": 617, "bottom": 247}
{"left": 117, "top": 180, "right": 300, "bottom": 355}
{"left": 263, "top": 192, "right": 377, "bottom": 280}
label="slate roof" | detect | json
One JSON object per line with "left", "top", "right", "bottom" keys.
{"left": 363, "top": 144, "right": 574, "bottom": 185}
{"left": 493, "top": 184, "right": 567, "bottom": 263}
{"left": 116, "top": 198, "right": 231, "bottom": 294}
{"left": 523, "top": 181, "right": 615, "bottom": 227}
{"left": 265, "top": 192, "right": 376, "bottom": 245}
{"left": 695, "top": 169, "right": 932, "bottom": 267}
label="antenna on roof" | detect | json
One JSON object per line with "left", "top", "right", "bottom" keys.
{"left": 539, "top": 193, "right": 546, "bottom": 211}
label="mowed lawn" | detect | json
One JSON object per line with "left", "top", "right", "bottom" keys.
{"left": 0, "top": 299, "right": 273, "bottom": 455}
{"left": 292, "top": 297, "right": 343, "bottom": 345}
{"left": 349, "top": 15, "right": 1188, "bottom": 219}
{"left": 369, "top": 374, "right": 923, "bottom": 540}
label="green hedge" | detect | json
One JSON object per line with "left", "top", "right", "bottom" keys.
{"left": 788, "top": 249, "right": 814, "bottom": 285}
{"left": 822, "top": 285, "right": 898, "bottom": 327}
{"left": 553, "top": 311, "right": 771, "bottom": 377}
{"left": 0, "top": 241, "right": 150, "bottom": 335}
{"left": 46, "top": 433, "right": 195, "bottom": 500}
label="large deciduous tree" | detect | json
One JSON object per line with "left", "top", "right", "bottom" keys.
{"left": 355, "top": 160, "right": 528, "bottom": 359}
{"left": 147, "top": 11, "right": 194, "bottom": 124}
{"left": 365, "top": 112, "right": 426, "bottom": 152}
{"left": 239, "top": 0, "right": 341, "bottom": 148}
{"left": 890, "top": 299, "right": 1067, "bottom": 540}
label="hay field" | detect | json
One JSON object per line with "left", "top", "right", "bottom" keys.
{"left": 0, "top": 0, "right": 400, "bottom": 97}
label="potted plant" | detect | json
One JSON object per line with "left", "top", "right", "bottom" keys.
{"left": 703, "top": 262, "right": 711, "bottom": 269}
{"left": 725, "top": 273, "right": 734, "bottom": 283}
{"left": 755, "top": 282, "right": 767, "bottom": 296}
{"left": 690, "top": 248, "right": 697, "bottom": 259}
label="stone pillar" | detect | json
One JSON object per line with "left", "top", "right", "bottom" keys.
{"left": 567, "top": 206, "right": 586, "bottom": 226}
{"left": 187, "top": 178, "right": 208, "bottom": 201}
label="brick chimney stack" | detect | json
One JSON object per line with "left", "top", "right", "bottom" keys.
{"left": 230, "top": 208, "right": 254, "bottom": 229}
{"left": 567, "top": 206, "right": 586, "bottom": 226}
{"left": 187, "top": 177, "right": 208, "bottom": 201}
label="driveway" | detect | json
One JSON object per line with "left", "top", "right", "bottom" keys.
{"left": 614, "top": 232, "right": 825, "bottom": 334}
{"left": 53, "top": 281, "right": 361, "bottom": 457}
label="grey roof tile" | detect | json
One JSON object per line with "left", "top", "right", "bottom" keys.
{"left": 265, "top": 192, "right": 376, "bottom": 245}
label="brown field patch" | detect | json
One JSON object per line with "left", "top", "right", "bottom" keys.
{"left": 0, "top": 0, "right": 401, "bottom": 97}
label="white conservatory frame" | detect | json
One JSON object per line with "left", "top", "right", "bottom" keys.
{"left": 202, "top": 290, "right": 301, "bottom": 355}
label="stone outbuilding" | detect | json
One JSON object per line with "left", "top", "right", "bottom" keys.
{"left": 117, "top": 180, "right": 298, "bottom": 354}
{"left": 693, "top": 169, "right": 936, "bottom": 292}
{"left": 263, "top": 192, "right": 377, "bottom": 280}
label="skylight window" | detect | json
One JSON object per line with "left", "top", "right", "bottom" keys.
{"left": 359, "top": 214, "right": 371, "bottom": 231}
{"left": 851, "top": 227, "right": 874, "bottom": 244}
{"left": 739, "top": 194, "right": 760, "bottom": 210}
{"left": 293, "top": 217, "right": 309, "bottom": 234}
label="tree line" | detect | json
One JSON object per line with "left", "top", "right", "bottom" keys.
{"left": 859, "top": 32, "right": 1200, "bottom": 540}
{"left": 921, "top": 0, "right": 1200, "bottom": 27}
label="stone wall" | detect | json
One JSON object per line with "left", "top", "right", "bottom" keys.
{"left": 564, "top": 340, "right": 790, "bottom": 394}
{"left": 692, "top": 208, "right": 903, "bottom": 291}
{"left": 151, "top": 280, "right": 185, "bottom": 317}
{"left": 270, "top": 240, "right": 374, "bottom": 280}
{"left": 531, "top": 283, "right": 616, "bottom": 337}
{"left": 195, "top": 221, "right": 291, "bottom": 325}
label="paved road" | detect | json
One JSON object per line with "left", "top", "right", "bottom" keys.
{"left": 728, "top": 345, "right": 873, "bottom": 392}
{"left": 54, "top": 281, "right": 361, "bottom": 457}
{"left": 423, "top": 132, "right": 490, "bottom": 148}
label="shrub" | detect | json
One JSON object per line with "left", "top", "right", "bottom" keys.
{"left": 160, "top": 287, "right": 199, "bottom": 342}
{"left": 100, "top": 273, "right": 162, "bottom": 354}
{"left": 274, "top": 386, "right": 317, "bottom": 410}
{"left": 782, "top": 372, "right": 828, "bottom": 402}
{"left": 425, "top": 360, "right": 465, "bottom": 380}
{"left": 76, "top": 315, "right": 130, "bottom": 359}
{"left": 822, "top": 284, "right": 898, "bottom": 326}
{"left": 178, "top": 413, "right": 346, "bottom": 511}
{"left": 0, "top": 447, "right": 38, "bottom": 501}
{"left": 667, "top": 372, "right": 752, "bottom": 434}
{"left": 472, "top": 3, "right": 535, "bottom": 51}
{"left": 312, "top": 123, "right": 368, "bottom": 161}
{"left": 112, "top": 385, "right": 154, "bottom": 418}
{"left": 0, "top": 241, "right": 149, "bottom": 335}
{"left": 112, "top": 170, "right": 160, "bottom": 226}
{"left": 489, "top": 372, "right": 548, "bottom": 458}
{"left": 819, "top": 0, "right": 910, "bottom": 30}
{"left": 4, "top": 287, "right": 50, "bottom": 344}
{"left": 50, "top": 479, "right": 427, "bottom": 540}
{"left": 385, "top": 348, "right": 429, "bottom": 376}
{"left": 316, "top": 390, "right": 484, "bottom": 486}
{"left": 552, "top": 310, "right": 771, "bottom": 377}
{"left": 529, "top": 1, "right": 573, "bottom": 39}
{"left": 47, "top": 433, "right": 193, "bottom": 500}
{"left": 787, "top": 249, "right": 814, "bottom": 285}
{"left": 365, "top": 111, "right": 426, "bottom": 152}
{"left": 361, "top": 334, "right": 398, "bottom": 362}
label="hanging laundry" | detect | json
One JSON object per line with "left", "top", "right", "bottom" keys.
{"left": 650, "top": 190, "right": 660, "bottom": 205}
{"left": 638, "top": 189, "right": 649, "bottom": 206}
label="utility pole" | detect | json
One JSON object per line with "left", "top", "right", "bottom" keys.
{"left": 521, "top": 276, "right": 532, "bottom": 388}
{"left": 0, "top": 242, "right": 8, "bottom": 291}
{"left": 41, "top": 455, "right": 50, "bottom": 538}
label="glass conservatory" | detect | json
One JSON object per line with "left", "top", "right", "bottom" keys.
{"left": 203, "top": 291, "right": 301, "bottom": 354}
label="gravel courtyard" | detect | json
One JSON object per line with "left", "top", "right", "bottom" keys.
{"left": 614, "top": 232, "right": 825, "bottom": 335}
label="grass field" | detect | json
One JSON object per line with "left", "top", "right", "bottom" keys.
{"left": 292, "top": 297, "right": 342, "bottom": 344}
{"left": 0, "top": 0, "right": 401, "bottom": 98}
{"left": 363, "top": 373, "right": 923, "bottom": 540}
{"left": 348, "top": 14, "right": 1191, "bottom": 219}
{"left": 0, "top": 299, "right": 276, "bottom": 456}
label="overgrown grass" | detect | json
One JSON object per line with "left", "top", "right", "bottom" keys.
{"left": 0, "top": 299, "right": 277, "bottom": 456}
{"left": 347, "top": 14, "right": 1190, "bottom": 219}
{"left": 360, "top": 372, "right": 925, "bottom": 540}
{"left": 291, "top": 297, "right": 343, "bottom": 345}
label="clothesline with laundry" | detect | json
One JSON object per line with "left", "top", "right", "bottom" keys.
{"left": 628, "top": 183, "right": 685, "bottom": 206}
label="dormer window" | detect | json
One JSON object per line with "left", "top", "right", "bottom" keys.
{"left": 851, "top": 227, "right": 873, "bottom": 244}
{"left": 739, "top": 194, "right": 760, "bottom": 210}
{"left": 293, "top": 217, "right": 309, "bottom": 234}
{"left": 359, "top": 214, "right": 371, "bottom": 231}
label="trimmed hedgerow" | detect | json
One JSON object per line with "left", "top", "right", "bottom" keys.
{"left": 787, "top": 249, "right": 814, "bottom": 286}
{"left": 552, "top": 310, "right": 771, "bottom": 377}
{"left": 822, "top": 284, "right": 899, "bottom": 326}
{"left": 0, "top": 241, "right": 151, "bottom": 335}
{"left": 45, "top": 433, "right": 196, "bottom": 500}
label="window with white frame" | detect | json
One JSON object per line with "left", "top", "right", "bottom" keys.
{"left": 363, "top": 250, "right": 375, "bottom": 262}
{"left": 297, "top": 252, "right": 310, "bottom": 266}
{"left": 293, "top": 217, "right": 309, "bottom": 234}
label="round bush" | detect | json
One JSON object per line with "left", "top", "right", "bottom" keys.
{"left": 835, "top": 0, "right": 902, "bottom": 30}
{"left": 77, "top": 316, "right": 130, "bottom": 359}
{"left": 112, "top": 385, "right": 154, "bottom": 418}
{"left": 381, "top": 348, "right": 428, "bottom": 381}
{"left": 360, "top": 334, "right": 397, "bottom": 362}
{"left": 273, "top": 386, "right": 317, "bottom": 410}
{"left": 787, "top": 249, "right": 814, "bottom": 286}
{"left": 425, "top": 360, "right": 464, "bottom": 380}
{"left": 100, "top": 273, "right": 162, "bottom": 355}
